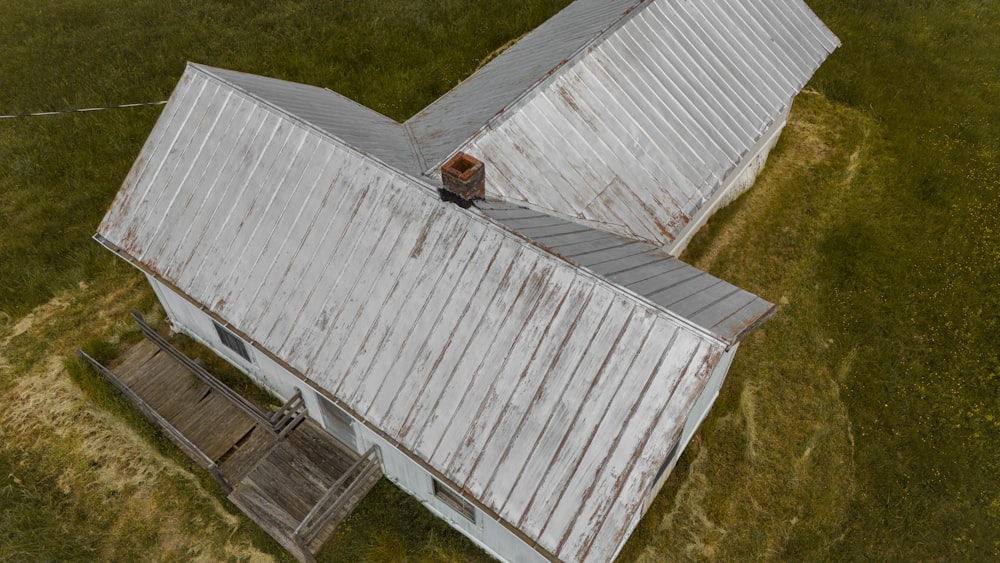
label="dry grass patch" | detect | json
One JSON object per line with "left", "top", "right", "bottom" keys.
{"left": 0, "top": 271, "right": 283, "bottom": 561}
{"left": 618, "top": 91, "right": 870, "bottom": 562}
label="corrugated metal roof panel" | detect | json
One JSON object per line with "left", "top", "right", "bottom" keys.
{"left": 406, "top": 0, "right": 643, "bottom": 166}
{"left": 458, "top": 0, "right": 838, "bottom": 247}
{"left": 193, "top": 65, "right": 422, "bottom": 174}
{"left": 97, "top": 67, "right": 761, "bottom": 563}
{"left": 477, "top": 200, "right": 775, "bottom": 346}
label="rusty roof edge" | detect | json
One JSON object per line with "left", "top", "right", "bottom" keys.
{"left": 406, "top": 0, "right": 652, "bottom": 173}
{"left": 188, "top": 63, "right": 427, "bottom": 177}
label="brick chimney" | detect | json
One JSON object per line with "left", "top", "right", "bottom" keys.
{"left": 441, "top": 152, "right": 485, "bottom": 201}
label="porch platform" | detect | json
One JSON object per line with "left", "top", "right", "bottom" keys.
{"left": 77, "top": 320, "right": 381, "bottom": 563}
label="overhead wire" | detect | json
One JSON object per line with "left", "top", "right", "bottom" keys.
{"left": 0, "top": 100, "right": 166, "bottom": 119}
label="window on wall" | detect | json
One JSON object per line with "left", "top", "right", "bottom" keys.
{"left": 433, "top": 478, "right": 476, "bottom": 523}
{"left": 213, "top": 320, "right": 252, "bottom": 362}
{"left": 650, "top": 440, "right": 681, "bottom": 493}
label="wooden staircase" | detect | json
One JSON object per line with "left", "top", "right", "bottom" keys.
{"left": 76, "top": 312, "right": 383, "bottom": 562}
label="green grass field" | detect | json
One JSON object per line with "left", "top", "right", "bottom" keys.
{"left": 1, "top": 0, "right": 997, "bottom": 560}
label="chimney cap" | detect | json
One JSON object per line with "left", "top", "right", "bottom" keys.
{"left": 441, "top": 152, "right": 485, "bottom": 201}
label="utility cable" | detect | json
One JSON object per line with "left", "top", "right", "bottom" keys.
{"left": 0, "top": 100, "right": 166, "bottom": 119}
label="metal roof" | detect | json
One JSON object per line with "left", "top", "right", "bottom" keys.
{"left": 94, "top": 0, "right": 839, "bottom": 559}
{"left": 193, "top": 0, "right": 838, "bottom": 250}
{"left": 454, "top": 0, "right": 839, "bottom": 246}
{"left": 476, "top": 200, "right": 774, "bottom": 346}
{"left": 405, "top": 0, "right": 643, "bottom": 167}
{"left": 97, "top": 66, "right": 745, "bottom": 562}
{"left": 193, "top": 65, "right": 422, "bottom": 174}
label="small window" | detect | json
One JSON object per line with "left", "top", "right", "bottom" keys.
{"left": 433, "top": 479, "right": 476, "bottom": 523}
{"left": 650, "top": 440, "right": 681, "bottom": 492}
{"left": 213, "top": 320, "right": 251, "bottom": 362}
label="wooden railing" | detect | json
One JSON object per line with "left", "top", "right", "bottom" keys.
{"left": 74, "top": 350, "right": 233, "bottom": 494}
{"left": 270, "top": 389, "right": 307, "bottom": 438}
{"left": 293, "top": 445, "right": 382, "bottom": 560}
{"left": 131, "top": 311, "right": 279, "bottom": 433}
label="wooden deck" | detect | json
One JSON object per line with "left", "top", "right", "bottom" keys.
{"left": 80, "top": 331, "right": 381, "bottom": 563}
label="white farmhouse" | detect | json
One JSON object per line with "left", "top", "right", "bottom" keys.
{"left": 95, "top": 0, "right": 837, "bottom": 561}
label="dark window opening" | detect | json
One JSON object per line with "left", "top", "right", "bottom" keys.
{"left": 433, "top": 478, "right": 476, "bottom": 523}
{"left": 213, "top": 320, "right": 251, "bottom": 362}
{"left": 651, "top": 440, "right": 681, "bottom": 491}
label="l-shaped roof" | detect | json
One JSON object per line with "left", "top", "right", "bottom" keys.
{"left": 205, "top": 0, "right": 837, "bottom": 247}
{"left": 96, "top": 0, "right": 837, "bottom": 560}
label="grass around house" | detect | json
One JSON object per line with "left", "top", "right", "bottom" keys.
{"left": 1, "top": 0, "right": 997, "bottom": 561}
